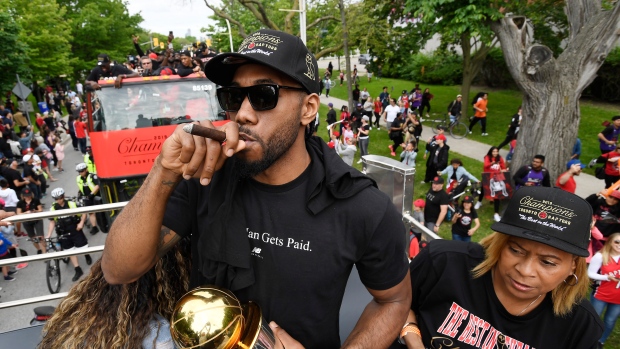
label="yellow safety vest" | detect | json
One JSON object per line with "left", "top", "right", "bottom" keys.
{"left": 84, "top": 154, "right": 97, "bottom": 174}
{"left": 77, "top": 174, "right": 97, "bottom": 195}
{"left": 51, "top": 200, "right": 80, "bottom": 223}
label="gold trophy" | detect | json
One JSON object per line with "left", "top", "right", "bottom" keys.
{"left": 170, "top": 286, "right": 278, "bottom": 349}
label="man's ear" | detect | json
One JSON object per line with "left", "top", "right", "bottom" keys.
{"left": 300, "top": 93, "right": 320, "bottom": 126}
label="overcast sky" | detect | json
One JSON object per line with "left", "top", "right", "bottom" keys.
{"left": 126, "top": 0, "right": 218, "bottom": 40}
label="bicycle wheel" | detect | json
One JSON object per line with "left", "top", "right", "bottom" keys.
{"left": 46, "top": 259, "right": 61, "bottom": 294}
{"left": 431, "top": 120, "right": 446, "bottom": 134}
{"left": 450, "top": 122, "right": 469, "bottom": 139}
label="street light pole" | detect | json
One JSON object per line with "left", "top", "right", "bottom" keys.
{"left": 225, "top": 19, "right": 234, "bottom": 51}
{"left": 279, "top": 0, "right": 307, "bottom": 44}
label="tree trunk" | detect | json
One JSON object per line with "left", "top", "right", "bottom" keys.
{"left": 492, "top": 1, "right": 620, "bottom": 180}
{"left": 459, "top": 32, "right": 493, "bottom": 120}
{"left": 339, "top": 0, "right": 353, "bottom": 112}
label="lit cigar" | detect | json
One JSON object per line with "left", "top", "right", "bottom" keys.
{"left": 182, "top": 124, "right": 227, "bottom": 143}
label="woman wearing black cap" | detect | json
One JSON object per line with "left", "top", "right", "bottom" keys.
{"left": 398, "top": 187, "right": 603, "bottom": 349}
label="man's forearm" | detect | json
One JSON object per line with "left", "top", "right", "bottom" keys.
{"left": 342, "top": 273, "right": 411, "bottom": 348}
{"left": 101, "top": 160, "right": 181, "bottom": 284}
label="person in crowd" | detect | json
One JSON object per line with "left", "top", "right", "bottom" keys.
{"left": 556, "top": 159, "right": 585, "bottom": 194}
{"left": 480, "top": 146, "right": 508, "bottom": 221}
{"left": 497, "top": 106, "right": 522, "bottom": 150}
{"left": 84, "top": 146, "right": 96, "bottom": 174}
{"left": 357, "top": 116, "right": 370, "bottom": 166}
{"left": 400, "top": 187, "right": 603, "bottom": 349}
{"left": 450, "top": 195, "right": 479, "bottom": 242}
{"left": 424, "top": 176, "right": 450, "bottom": 233}
{"left": 18, "top": 125, "right": 34, "bottom": 152}
{"left": 324, "top": 75, "right": 331, "bottom": 97}
{"left": 383, "top": 98, "right": 400, "bottom": 131}
{"left": 175, "top": 50, "right": 204, "bottom": 78}
{"left": 438, "top": 158, "right": 480, "bottom": 200}
{"left": 0, "top": 178, "right": 18, "bottom": 214}
{"left": 339, "top": 71, "right": 344, "bottom": 86}
{"left": 86, "top": 54, "right": 140, "bottom": 90}
{"left": 325, "top": 103, "right": 337, "bottom": 127}
{"left": 469, "top": 92, "right": 489, "bottom": 136}
{"left": 102, "top": 29, "right": 410, "bottom": 349}
{"left": 76, "top": 162, "right": 100, "bottom": 235}
{"left": 47, "top": 188, "right": 92, "bottom": 282}
{"left": 423, "top": 126, "right": 447, "bottom": 160}
{"left": 0, "top": 226, "right": 18, "bottom": 281}
{"left": 340, "top": 105, "right": 350, "bottom": 135}
{"left": 39, "top": 240, "right": 190, "bottom": 349}
{"left": 586, "top": 189, "right": 620, "bottom": 240}
{"left": 400, "top": 141, "right": 417, "bottom": 168}
{"left": 16, "top": 188, "right": 45, "bottom": 253}
{"left": 74, "top": 116, "right": 88, "bottom": 154}
{"left": 363, "top": 96, "right": 373, "bottom": 121}
{"left": 593, "top": 144, "right": 620, "bottom": 188}
{"left": 389, "top": 112, "right": 406, "bottom": 157}
{"left": 352, "top": 84, "right": 361, "bottom": 104}
{"left": 373, "top": 96, "right": 383, "bottom": 129}
{"left": 588, "top": 233, "right": 620, "bottom": 349}
{"left": 398, "top": 90, "right": 410, "bottom": 114}
{"left": 410, "top": 88, "right": 422, "bottom": 115}
{"left": 337, "top": 136, "right": 357, "bottom": 166}
{"left": 67, "top": 114, "right": 78, "bottom": 151}
{"left": 598, "top": 115, "right": 620, "bottom": 154}
{"left": 572, "top": 137, "right": 582, "bottom": 160}
{"left": 360, "top": 87, "right": 370, "bottom": 102}
{"left": 380, "top": 86, "right": 390, "bottom": 109}
{"left": 138, "top": 56, "right": 158, "bottom": 77}
{"left": 446, "top": 94, "right": 462, "bottom": 124}
{"left": 22, "top": 154, "right": 44, "bottom": 199}
{"left": 11, "top": 108, "right": 29, "bottom": 135}
{"left": 350, "top": 103, "right": 365, "bottom": 133}
{"left": 419, "top": 88, "right": 433, "bottom": 117}
{"left": 424, "top": 134, "right": 449, "bottom": 183}
{"left": 513, "top": 154, "right": 551, "bottom": 189}
{"left": 410, "top": 199, "right": 425, "bottom": 241}
{"left": 342, "top": 122, "right": 354, "bottom": 142}
{"left": 53, "top": 134, "right": 65, "bottom": 172}
{"left": 76, "top": 81, "right": 83, "bottom": 99}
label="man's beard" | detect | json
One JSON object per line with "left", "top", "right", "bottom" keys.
{"left": 233, "top": 113, "right": 301, "bottom": 179}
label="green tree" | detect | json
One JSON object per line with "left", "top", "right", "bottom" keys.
{"left": 9, "top": 0, "right": 73, "bottom": 88}
{"left": 0, "top": 11, "right": 29, "bottom": 96}
{"left": 58, "top": 0, "right": 142, "bottom": 79}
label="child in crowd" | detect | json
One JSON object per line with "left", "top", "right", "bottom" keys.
{"left": 400, "top": 141, "right": 417, "bottom": 167}
{"left": 450, "top": 195, "right": 480, "bottom": 243}
{"left": 409, "top": 199, "right": 426, "bottom": 259}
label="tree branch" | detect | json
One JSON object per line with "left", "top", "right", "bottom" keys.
{"left": 203, "top": 0, "right": 248, "bottom": 38}
{"left": 284, "top": 0, "right": 299, "bottom": 34}
{"left": 565, "top": 0, "right": 601, "bottom": 42}
{"left": 315, "top": 43, "right": 344, "bottom": 59}
{"left": 306, "top": 15, "right": 339, "bottom": 31}
{"left": 239, "top": 0, "right": 280, "bottom": 31}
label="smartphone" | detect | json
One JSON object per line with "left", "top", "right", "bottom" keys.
{"left": 169, "top": 31, "right": 173, "bottom": 35}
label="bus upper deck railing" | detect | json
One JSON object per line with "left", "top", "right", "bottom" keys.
{"left": 0, "top": 201, "right": 128, "bottom": 310}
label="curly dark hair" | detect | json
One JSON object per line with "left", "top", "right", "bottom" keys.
{"left": 39, "top": 239, "right": 191, "bottom": 349}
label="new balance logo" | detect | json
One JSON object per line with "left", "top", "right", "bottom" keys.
{"left": 251, "top": 247, "right": 262, "bottom": 254}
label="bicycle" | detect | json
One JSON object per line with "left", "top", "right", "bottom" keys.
{"left": 28, "top": 236, "right": 67, "bottom": 294}
{"left": 423, "top": 113, "right": 469, "bottom": 139}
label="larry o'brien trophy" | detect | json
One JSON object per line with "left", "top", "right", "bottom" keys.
{"left": 170, "top": 286, "right": 278, "bottom": 349}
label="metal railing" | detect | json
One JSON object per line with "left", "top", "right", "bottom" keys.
{"left": 403, "top": 213, "right": 442, "bottom": 241}
{"left": 0, "top": 201, "right": 128, "bottom": 310}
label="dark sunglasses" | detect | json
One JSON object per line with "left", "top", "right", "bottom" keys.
{"left": 216, "top": 84, "right": 306, "bottom": 112}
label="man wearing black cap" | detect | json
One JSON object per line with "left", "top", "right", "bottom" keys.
{"left": 103, "top": 29, "right": 410, "bottom": 349}
{"left": 175, "top": 50, "right": 204, "bottom": 77}
{"left": 424, "top": 176, "right": 450, "bottom": 233}
{"left": 86, "top": 53, "right": 140, "bottom": 90}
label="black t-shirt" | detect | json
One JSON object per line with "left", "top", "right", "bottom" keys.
{"left": 408, "top": 240, "right": 603, "bottom": 349}
{"left": 16, "top": 198, "right": 41, "bottom": 213}
{"left": 326, "top": 109, "right": 337, "bottom": 125}
{"left": 390, "top": 117, "right": 404, "bottom": 137}
{"left": 163, "top": 150, "right": 409, "bottom": 349}
{"left": 0, "top": 166, "right": 24, "bottom": 192}
{"left": 586, "top": 194, "right": 620, "bottom": 237}
{"left": 87, "top": 64, "right": 134, "bottom": 82}
{"left": 424, "top": 188, "right": 450, "bottom": 223}
{"left": 359, "top": 124, "right": 370, "bottom": 139}
{"left": 451, "top": 209, "right": 477, "bottom": 237}
{"left": 23, "top": 163, "right": 37, "bottom": 181}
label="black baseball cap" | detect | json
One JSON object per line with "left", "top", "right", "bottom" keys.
{"left": 205, "top": 29, "right": 320, "bottom": 95}
{"left": 22, "top": 188, "right": 33, "bottom": 196}
{"left": 491, "top": 187, "right": 592, "bottom": 257}
{"left": 97, "top": 54, "right": 111, "bottom": 65}
{"left": 463, "top": 195, "right": 474, "bottom": 203}
{"left": 431, "top": 176, "right": 444, "bottom": 184}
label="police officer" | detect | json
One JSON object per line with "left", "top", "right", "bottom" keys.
{"left": 46, "top": 188, "right": 92, "bottom": 282}
{"left": 76, "top": 163, "right": 100, "bottom": 235}
{"left": 84, "top": 146, "right": 96, "bottom": 174}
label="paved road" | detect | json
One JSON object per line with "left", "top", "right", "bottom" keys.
{"left": 0, "top": 134, "right": 108, "bottom": 333}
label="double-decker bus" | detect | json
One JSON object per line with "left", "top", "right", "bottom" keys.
{"left": 85, "top": 73, "right": 227, "bottom": 231}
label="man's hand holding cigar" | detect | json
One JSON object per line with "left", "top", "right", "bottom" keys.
{"left": 158, "top": 121, "right": 246, "bottom": 186}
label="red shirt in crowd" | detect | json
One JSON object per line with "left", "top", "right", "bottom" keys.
{"left": 74, "top": 120, "right": 88, "bottom": 138}
{"left": 555, "top": 173, "right": 577, "bottom": 194}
